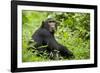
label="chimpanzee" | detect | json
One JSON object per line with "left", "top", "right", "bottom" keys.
{"left": 29, "top": 18, "right": 74, "bottom": 60}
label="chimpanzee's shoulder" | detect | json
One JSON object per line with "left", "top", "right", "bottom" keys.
{"left": 38, "top": 28, "right": 51, "bottom": 36}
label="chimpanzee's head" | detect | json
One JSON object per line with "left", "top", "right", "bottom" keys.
{"left": 41, "top": 18, "right": 58, "bottom": 33}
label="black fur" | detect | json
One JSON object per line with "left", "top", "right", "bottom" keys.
{"left": 29, "top": 18, "right": 74, "bottom": 59}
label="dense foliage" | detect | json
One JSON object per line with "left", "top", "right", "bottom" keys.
{"left": 22, "top": 10, "right": 90, "bottom": 62}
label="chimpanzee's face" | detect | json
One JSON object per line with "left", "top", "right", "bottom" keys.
{"left": 48, "top": 22, "right": 56, "bottom": 32}
{"left": 41, "top": 18, "right": 58, "bottom": 33}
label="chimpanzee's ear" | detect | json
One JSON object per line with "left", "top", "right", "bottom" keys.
{"left": 41, "top": 21, "right": 45, "bottom": 28}
{"left": 41, "top": 20, "right": 49, "bottom": 29}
